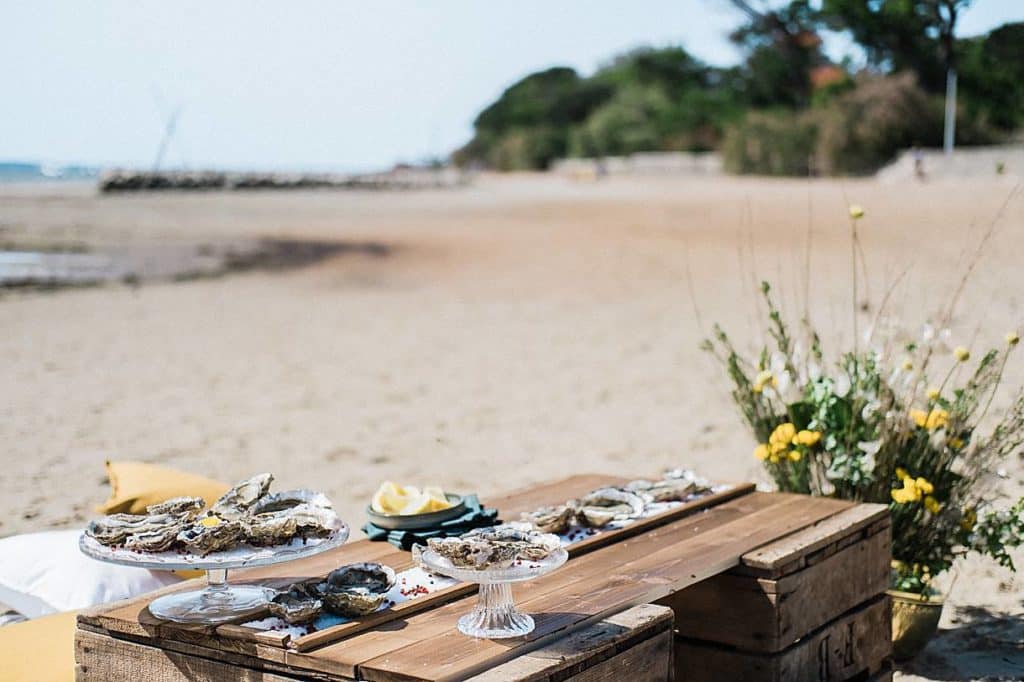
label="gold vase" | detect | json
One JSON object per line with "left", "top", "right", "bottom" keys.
{"left": 888, "top": 589, "right": 944, "bottom": 661}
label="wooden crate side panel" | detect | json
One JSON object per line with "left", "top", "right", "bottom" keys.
{"left": 75, "top": 629, "right": 304, "bottom": 682}
{"left": 742, "top": 504, "right": 889, "bottom": 576}
{"left": 466, "top": 604, "right": 673, "bottom": 682}
{"left": 673, "top": 595, "right": 892, "bottom": 682}
{"left": 662, "top": 523, "right": 891, "bottom": 652}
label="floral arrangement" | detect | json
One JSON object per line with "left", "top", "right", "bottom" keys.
{"left": 704, "top": 271, "right": 1024, "bottom": 598}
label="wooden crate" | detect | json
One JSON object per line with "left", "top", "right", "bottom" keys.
{"left": 76, "top": 603, "right": 674, "bottom": 682}
{"left": 657, "top": 503, "right": 892, "bottom": 681}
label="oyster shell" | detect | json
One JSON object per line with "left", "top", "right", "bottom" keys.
{"left": 211, "top": 473, "right": 274, "bottom": 520}
{"left": 123, "top": 514, "right": 191, "bottom": 552}
{"left": 268, "top": 583, "right": 323, "bottom": 624}
{"left": 251, "top": 489, "right": 332, "bottom": 515}
{"left": 145, "top": 496, "right": 204, "bottom": 517}
{"left": 428, "top": 523, "right": 561, "bottom": 569}
{"left": 315, "top": 563, "right": 396, "bottom": 616}
{"left": 177, "top": 517, "right": 243, "bottom": 555}
{"left": 243, "top": 502, "right": 339, "bottom": 546}
{"left": 624, "top": 478, "right": 700, "bottom": 503}
{"left": 521, "top": 505, "right": 575, "bottom": 534}
{"left": 575, "top": 488, "right": 645, "bottom": 528}
{"left": 86, "top": 512, "right": 188, "bottom": 547}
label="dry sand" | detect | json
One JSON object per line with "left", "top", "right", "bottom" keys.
{"left": 2, "top": 174, "right": 1023, "bottom": 678}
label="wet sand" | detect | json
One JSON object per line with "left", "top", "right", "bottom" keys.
{"left": 2, "top": 174, "right": 1023, "bottom": 678}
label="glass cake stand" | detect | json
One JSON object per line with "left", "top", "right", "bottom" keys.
{"left": 414, "top": 545, "right": 568, "bottom": 639}
{"left": 79, "top": 522, "right": 349, "bottom": 624}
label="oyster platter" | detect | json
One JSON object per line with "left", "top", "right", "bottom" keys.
{"left": 79, "top": 473, "right": 350, "bottom": 623}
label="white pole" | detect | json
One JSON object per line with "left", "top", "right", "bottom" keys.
{"left": 943, "top": 68, "right": 957, "bottom": 155}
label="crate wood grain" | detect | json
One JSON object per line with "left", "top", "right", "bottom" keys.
{"left": 659, "top": 503, "right": 891, "bottom": 653}
{"left": 76, "top": 604, "right": 673, "bottom": 682}
{"left": 673, "top": 594, "right": 892, "bottom": 682}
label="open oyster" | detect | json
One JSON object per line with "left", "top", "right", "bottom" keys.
{"left": 521, "top": 504, "right": 575, "bottom": 534}
{"left": 210, "top": 473, "right": 274, "bottom": 520}
{"left": 315, "top": 563, "right": 396, "bottom": 616}
{"left": 428, "top": 523, "right": 561, "bottom": 569}
{"left": 268, "top": 582, "right": 323, "bottom": 624}
{"left": 243, "top": 502, "right": 339, "bottom": 546}
{"left": 251, "top": 489, "right": 332, "bottom": 515}
{"left": 177, "top": 517, "right": 243, "bottom": 555}
{"left": 624, "top": 478, "right": 700, "bottom": 503}
{"left": 575, "top": 488, "right": 645, "bottom": 528}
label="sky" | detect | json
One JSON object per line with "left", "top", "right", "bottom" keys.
{"left": 3, "top": 1, "right": 1022, "bottom": 172}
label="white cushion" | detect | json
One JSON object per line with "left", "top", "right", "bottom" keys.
{"left": 0, "top": 529, "right": 179, "bottom": 619}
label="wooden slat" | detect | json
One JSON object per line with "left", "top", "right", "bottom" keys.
{"left": 740, "top": 503, "right": 890, "bottom": 576}
{"left": 673, "top": 594, "right": 892, "bottom": 682}
{"left": 355, "top": 495, "right": 854, "bottom": 681}
{"left": 464, "top": 604, "right": 673, "bottom": 682}
{"left": 664, "top": 518, "right": 891, "bottom": 651}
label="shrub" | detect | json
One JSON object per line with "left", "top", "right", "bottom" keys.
{"left": 721, "top": 110, "right": 818, "bottom": 175}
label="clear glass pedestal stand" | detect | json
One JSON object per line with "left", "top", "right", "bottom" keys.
{"left": 148, "top": 568, "right": 276, "bottom": 623}
{"left": 415, "top": 545, "right": 568, "bottom": 639}
{"left": 79, "top": 523, "right": 349, "bottom": 625}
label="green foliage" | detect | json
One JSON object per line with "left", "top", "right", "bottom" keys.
{"left": 721, "top": 110, "right": 818, "bottom": 175}
{"left": 455, "top": 8, "right": 1022, "bottom": 173}
{"left": 706, "top": 280, "right": 1024, "bottom": 595}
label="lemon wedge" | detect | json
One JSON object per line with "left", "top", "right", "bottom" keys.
{"left": 371, "top": 481, "right": 407, "bottom": 514}
{"left": 400, "top": 493, "right": 434, "bottom": 515}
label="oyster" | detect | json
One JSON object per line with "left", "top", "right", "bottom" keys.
{"left": 268, "top": 582, "right": 323, "bottom": 624}
{"left": 177, "top": 517, "right": 243, "bottom": 555}
{"left": 251, "top": 489, "right": 332, "bottom": 515}
{"left": 521, "top": 505, "right": 575, "bottom": 534}
{"left": 575, "top": 488, "right": 645, "bottom": 528}
{"left": 210, "top": 473, "right": 274, "bottom": 520}
{"left": 123, "top": 514, "right": 191, "bottom": 552}
{"left": 427, "top": 535, "right": 520, "bottom": 569}
{"left": 86, "top": 512, "right": 188, "bottom": 547}
{"left": 624, "top": 478, "right": 699, "bottom": 503}
{"left": 145, "top": 496, "right": 204, "bottom": 517}
{"left": 315, "top": 563, "right": 396, "bottom": 616}
{"left": 663, "top": 468, "right": 711, "bottom": 491}
{"left": 243, "top": 502, "right": 339, "bottom": 546}
{"left": 428, "top": 523, "right": 561, "bottom": 569}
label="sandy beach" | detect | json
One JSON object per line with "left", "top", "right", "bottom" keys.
{"left": 2, "top": 174, "right": 1023, "bottom": 677}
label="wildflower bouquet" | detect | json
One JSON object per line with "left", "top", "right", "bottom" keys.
{"left": 704, "top": 281, "right": 1024, "bottom": 597}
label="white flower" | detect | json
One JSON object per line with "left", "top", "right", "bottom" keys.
{"left": 807, "top": 361, "right": 822, "bottom": 381}
{"left": 835, "top": 371, "right": 851, "bottom": 398}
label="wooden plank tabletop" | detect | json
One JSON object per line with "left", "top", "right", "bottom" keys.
{"left": 77, "top": 473, "right": 857, "bottom": 682}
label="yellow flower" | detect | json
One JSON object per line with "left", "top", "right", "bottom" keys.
{"left": 916, "top": 477, "right": 934, "bottom": 495}
{"left": 788, "top": 450, "right": 802, "bottom": 462}
{"left": 926, "top": 409, "right": 948, "bottom": 430}
{"left": 769, "top": 453, "right": 780, "bottom": 464}
{"left": 752, "top": 369, "right": 777, "bottom": 393}
{"left": 848, "top": 204, "right": 865, "bottom": 219}
{"left": 892, "top": 488, "right": 915, "bottom": 504}
{"left": 960, "top": 508, "right": 977, "bottom": 531}
{"left": 754, "top": 444, "right": 769, "bottom": 461}
{"left": 901, "top": 360, "right": 913, "bottom": 371}
{"left": 926, "top": 387, "right": 940, "bottom": 401}
{"left": 1006, "top": 332, "right": 1020, "bottom": 347}
{"left": 770, "top": 422, "right": 797, "bottom": 446}
{"left": 794, "top": 430, "right": 822, "bottom": 447}
{"left": 949, "top": 436, "right": 964, "bottom": 450}
{"left": 924, "top": 496, "right": 942, "bottom": 514}
{"left": 911, "top": 408, "right": 948, "bottom": 430}
{"left": 895, "top": 467, "right": 909, "bottom": 481}
{"left": 954, "top": 346, "right": 970, "bottom": 362}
